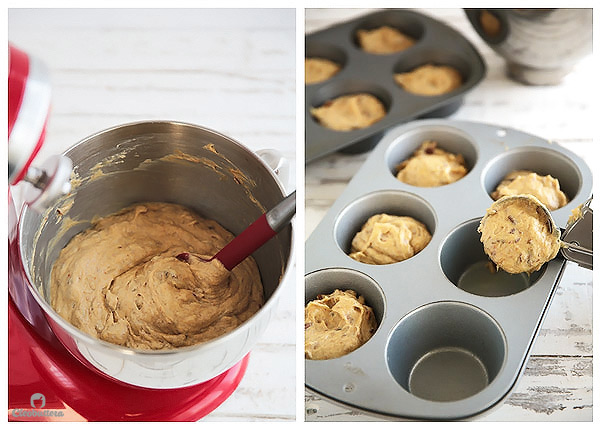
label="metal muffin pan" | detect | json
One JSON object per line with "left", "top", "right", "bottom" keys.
{"left": 305, "top": 119, "right": 593, "bottom": 420}
{"left": 306, "top": 9, "right": 486, "bottom": 163}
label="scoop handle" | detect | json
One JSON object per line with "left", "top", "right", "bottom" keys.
{"left": 214, "top": 191, "right": 296, "bottom": 271}
{"left": 560, "top": 195, "right": 593, "bottom": 270}
{"left": 561, "top": 242, "right": 592, "bottom": 257}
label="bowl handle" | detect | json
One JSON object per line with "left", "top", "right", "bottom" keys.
{"left": 256, "top": 149, "right": 291, "bottom": 191}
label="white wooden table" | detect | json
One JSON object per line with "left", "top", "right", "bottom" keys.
{"left": 9, "top": 8, "right": 296, "bottom": 422}
{"left": 305, "top": 8, "right": 593, "bottom": 422}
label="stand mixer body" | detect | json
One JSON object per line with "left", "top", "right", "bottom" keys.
{"left": 7, "top": 45, "right": 247, "bottom": 422}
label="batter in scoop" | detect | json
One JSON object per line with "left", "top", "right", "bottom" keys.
{"left": 305, "top": 289, "right": 377, "bottom": 360}
{"left": 394, "top": 64, "right": 463, "bottom": 96}
{"left": 305, "top": 58, "right": 341, "bottom": 85}
{"left": 396, "top": 140, "right": 468, "bottom": 187}
{"left": 310, "top": 93, "right": 386, "bottom": 131}
{"left": 356, "top": 25, "right": 415, "bottom": 54}
{"left": 349, "top": 213, "right": 432, "bottom": 265}
{"left": 50, "top": 202, "right": 264, "bottom": 350}
{"left": 491, "top": 170, "right": 568, "bottom": 211}
{"left": 478, "top": 196, "right": 561, "bottom": 274}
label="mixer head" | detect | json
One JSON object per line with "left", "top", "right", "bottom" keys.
{"left": 9, "top": 44, "right": 72, "bottom": 211}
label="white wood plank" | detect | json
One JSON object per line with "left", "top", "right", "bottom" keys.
{"left": 204, "top": 342, "right": 296, "bottom": 422}
{"left": 10, "top": 8, "right": 296, "bottom": 165}
{"left": 305, "top": 356, "right": 592, "bottom": 421}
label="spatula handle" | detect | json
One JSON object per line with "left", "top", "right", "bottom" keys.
{"left": 214, "top": 191, "right": 296, "bottom": 271}
{"left": 266, "top": 190, "right": 296, "bottom": 231}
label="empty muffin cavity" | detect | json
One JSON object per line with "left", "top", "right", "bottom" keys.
{"left": 310, "top": 82, "right": 391, "bottom": 132}
{"left": 386, "top": 301, "right": 506, "bottom": 402}
{"left": 333, "top": 190, "right": 436, "bottom": 265}
{"left": 305, "top": 268, "right": 385, "bottom": 359}
{"left": 305, "top": 41, "right": 347, "bottom": 85}
{"left": 386, "top": 125, "right": 477, "bottom": 186}
{"left": 482, "top": 146, "right": 581, "bottom": 210}
{"left": 440, "top": 219, "right": 545, "bottom": 297}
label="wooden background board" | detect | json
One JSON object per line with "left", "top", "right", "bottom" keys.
{"left": 8, "top": 8, "right": 296, "bottom": 422}
{"left": 305, "top": 8, "right": 593, "bottom": 422}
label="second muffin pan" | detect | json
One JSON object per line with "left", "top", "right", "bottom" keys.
{"left": 305, "top": 119, "right": 593, "bottom": 420}
{"left": 305, "top": 9, "right": 486, "bottom": 162}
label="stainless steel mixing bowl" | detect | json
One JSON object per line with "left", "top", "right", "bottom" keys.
{"left": 465, "top": 8, "right": 592, "bottom": 85}
{"left": 17, "top": 121, "right": 294, "bottom": 389}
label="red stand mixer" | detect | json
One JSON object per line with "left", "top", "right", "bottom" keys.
{"left": 8, "top": 44, "right": 249, "bottom": 422}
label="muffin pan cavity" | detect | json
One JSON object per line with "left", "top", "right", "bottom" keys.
{"left": 386, "top": 301, "right": 506, "bottom": 402}
{"left": 392, "top": 51, "right": 472, "bottom": 94}
{"left": 482, "top": 146, "right": 583, "bottom": 204}
{"left": 305, "top": 9, "right": 486, "bottom": 162}
{"left": 440, "top": 219, "right": 544, "bottom": 297}
{"left": 351, "top": 12, "right": 425, "bottom": 52}
{"left": 309, "top": 81, "right": 392, "bottom": 122}
{"left": 305, "top": 41, "right": 348, "bottom": 83}
{"left": 305, "top": 268, "right": 386, "bottom": 328}
{"left": 385, "top": 124, "right": 478, "bottom": 183}
{"left": 304, "top": 269, "right": 385, "bottom": 360}
{"left": 305, "top": 119, "right": 592, "bottom": 419}
{"left": 333, "top": 190, "right": 436, "bottom": 262}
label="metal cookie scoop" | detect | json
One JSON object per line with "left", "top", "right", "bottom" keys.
{"left": 481, "top": 194, "right": 593, "bottom": 272}
{"left": 512, "top": 194, "right": 593, "bottom": 268}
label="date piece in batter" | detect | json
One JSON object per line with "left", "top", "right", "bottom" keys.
{"left": 310, "top": 93, "right": 386, "bottom": 131}
{"left": 50, "top": 202, "right": 264, "bottom": 350}
{"left": 356, "top": 25, "right": 415, "bottom": 54}
{"left": 305, "top": 58, "right": 341, "bottom": 85}
{"left": 305, "top": 289, "right": 377, "bottom": 360}
{"left": 396, "top": 140, "right": 468, "bottom": 187}
{"left": 491, "top": 170, "right": 568, "bottom": 211}
{"left": 349, "top": 213, "right": 432, "bottom": 265}
{"left": 394, "top": 64, "right": 463, "bottom": 96}
{"left": 478, "top": 196, "right": 561, "bottom": 274}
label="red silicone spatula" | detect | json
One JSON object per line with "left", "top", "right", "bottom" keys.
{"left": 209, "top": 190, "right": 295, "bottom": 271}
